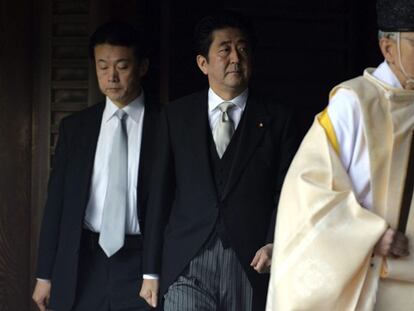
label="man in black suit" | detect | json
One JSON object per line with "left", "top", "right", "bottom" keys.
{"left": 140, "top": 11, "right": 297, "bottom": 310}
{"left": 32, "top": 21, "right": 158, "bottom": 311}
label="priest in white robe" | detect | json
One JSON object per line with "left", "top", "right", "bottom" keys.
{"left": 267, "top": 1, "right": 414, "bottom": 310}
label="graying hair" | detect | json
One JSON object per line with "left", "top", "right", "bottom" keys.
{"left": 378, "top": 30, "right": 399, "bottom": 40}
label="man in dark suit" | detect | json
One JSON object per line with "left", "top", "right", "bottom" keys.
{"left": 140, "top": 11, "right": 297, "bottom": 311}
{"left": 32, "top": 21, "right": 158, "bottom": 311}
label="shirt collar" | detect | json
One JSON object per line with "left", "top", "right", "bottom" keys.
{"left": 208, "top": 88, "right": 248, "bottom": 113}
{"left": 103, "top": 90, "right": 145, "bottom": 123}
{"left": 373, "top": 61, "right": 403, "bottom": 89}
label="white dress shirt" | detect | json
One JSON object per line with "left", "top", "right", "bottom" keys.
{"left": 208, "top": 87, "right": 248, "bottom": 132}
{"left": 84, "top": 93, "right": 145, "bottom": 234}
{"left": 327, "top": 61, "right": 402, "bottom": 210}
{"left": 38, "top": 94, "right": 148, "bottom": 283}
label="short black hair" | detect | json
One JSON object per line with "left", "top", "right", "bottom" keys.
{"left": 194, "top": 10, "right": 257, "bottom": 59}
{"left": 89, "top": 21, "right": 147, "bottom": 63}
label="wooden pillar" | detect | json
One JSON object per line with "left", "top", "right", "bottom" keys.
{"left": 0, "top": 0, "right": 33, "bottom": 309}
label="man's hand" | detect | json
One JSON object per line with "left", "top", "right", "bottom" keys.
{"left": 140, "top": 279, "right": 159, "bottom": 308}
{"left": 250, "top": 243, "right": 273, "bottom": 273}
{"left": 374, "top": 228, "right": 409, "bottom": 257}
{"left": 32, "top": 280, "right": 51, "bottom": 311}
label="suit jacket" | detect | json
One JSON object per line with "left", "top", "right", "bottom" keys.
{"left": 143, "top": 90, "right": 297, "bottom": 309}
{"left": 36, "top": 100, "right": 159, "bottom": 310}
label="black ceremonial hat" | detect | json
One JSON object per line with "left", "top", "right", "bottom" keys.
{"left": 377, "top": 0, "right": 414, "bottom": 31}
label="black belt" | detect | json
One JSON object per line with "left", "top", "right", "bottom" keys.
{"left": 81, "top": 229, "right": 143, "bottom": 252}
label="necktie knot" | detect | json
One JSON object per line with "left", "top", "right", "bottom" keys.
{"left": 218, "top": 101, "right": 235, "bottom": 113}
{"left": 218, "top": 102, "right": 235, "bottom": 123}
{"left": 115, "top": 109, "right": 127, "bottom": 121}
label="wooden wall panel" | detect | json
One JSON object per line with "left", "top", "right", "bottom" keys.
{"left": 0, "top": 0, "right": 33, "bottom": 310}
{"left": 50, "top": 0, "right": 91, "bottom": 161}
{"left": 30, "top": 1, "right": 52, "bottom": 310}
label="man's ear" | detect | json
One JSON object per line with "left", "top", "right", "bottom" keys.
{"left": 196, "top": 55, "right": 208, "bottom": 75}
{"left": 379, "top": 37, "right": 397, "bottom": 65}
{"left": 138, "top": 58, "right": 149, "bottom": 78}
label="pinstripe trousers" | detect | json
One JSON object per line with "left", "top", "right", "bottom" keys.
{"left": 164, "top": 235, "right": 253, "bottom": 311}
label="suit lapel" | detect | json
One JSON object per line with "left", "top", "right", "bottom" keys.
{"left": 184, "top": 91, "right": 218, "bottom": 201}
{"left": 222, "top": 94, "right": 271, "bottom": 198}
{"left": 78, "top": 103, "right": 105, "bottom": 209}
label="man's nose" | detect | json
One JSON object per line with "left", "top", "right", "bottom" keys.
{"left": 229, "top": 47, "right": 240, "bottom": 63}
{"left": 108, "top": 67, "right": 119, "bottom": 82}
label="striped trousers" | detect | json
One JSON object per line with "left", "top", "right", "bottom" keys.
{"left": 164, "top": 235, "right": 253, "bottom": 311}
